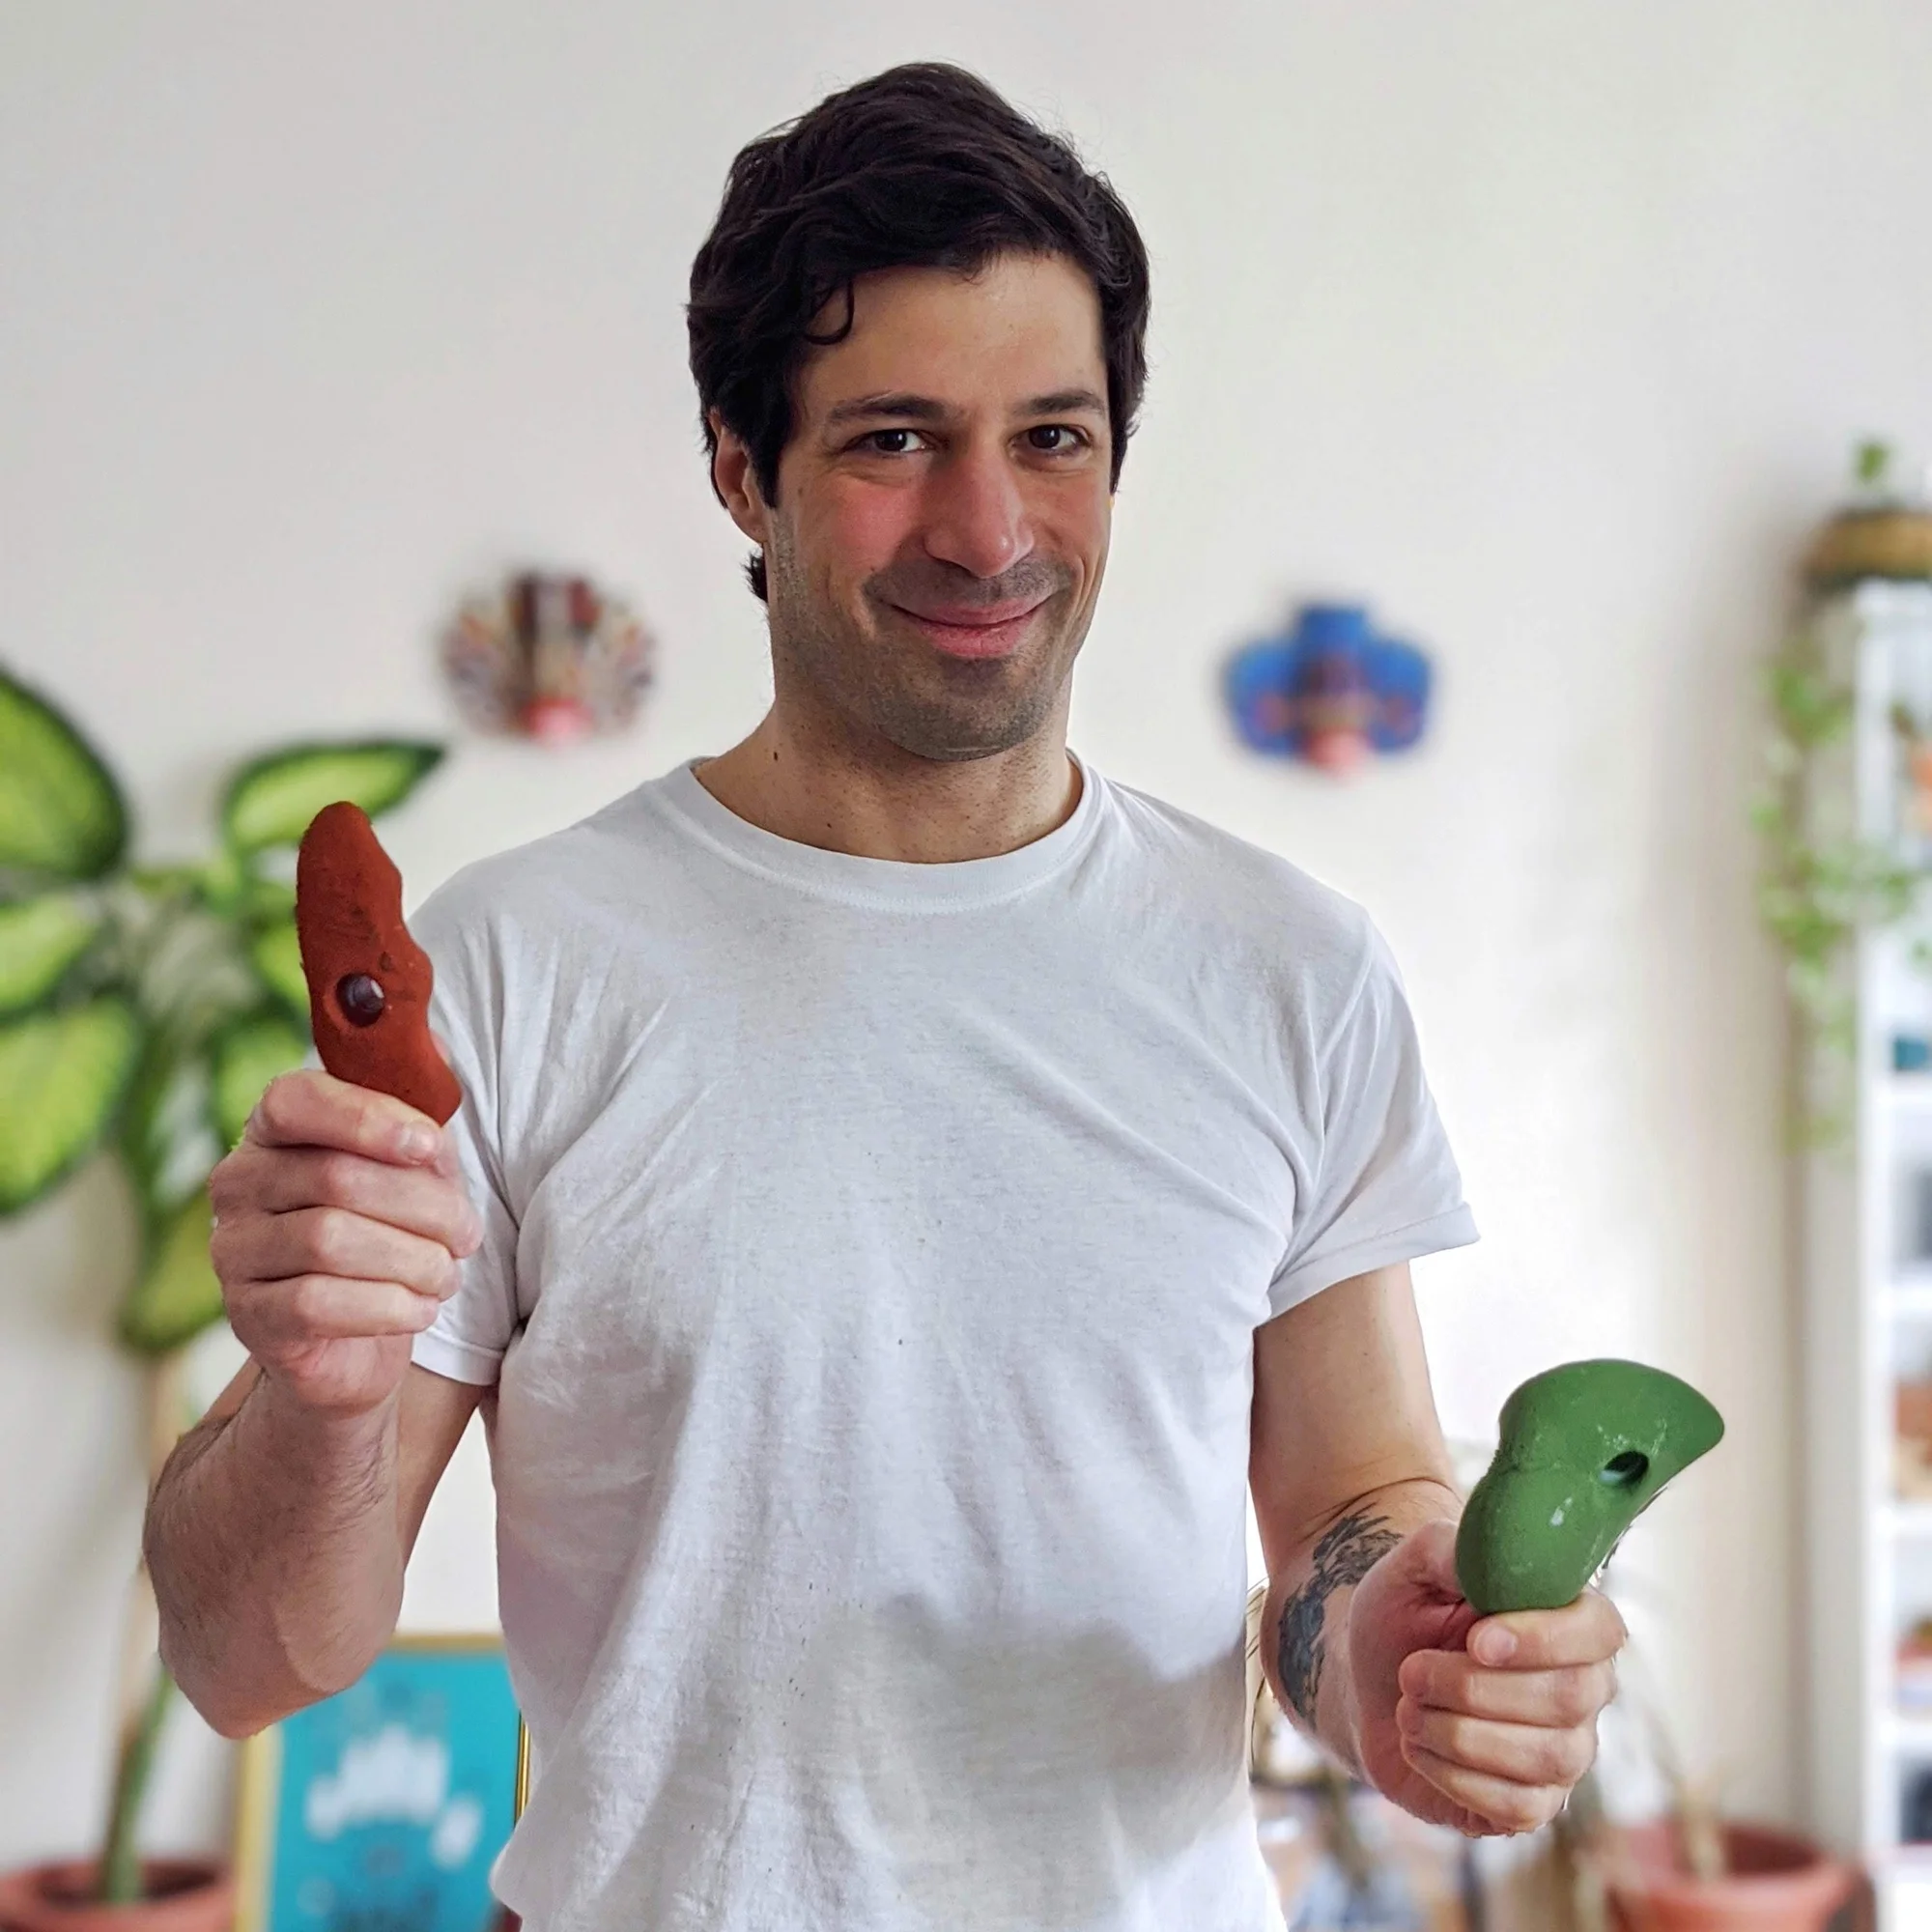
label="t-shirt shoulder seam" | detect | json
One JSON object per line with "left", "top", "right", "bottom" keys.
{"left": 421, "top": 790, "right": 646, "bottom": 903}
{"left": 1319, "top": 909, "right": 1381, "bottom": 1075}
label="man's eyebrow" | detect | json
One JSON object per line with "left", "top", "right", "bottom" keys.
{"left": 820, "top": 387, "right": 1110, "bottom": 429}
{"left": 1020, "top": 388, "right": 1108, "bottom": 418}
{"left": 823, "top": 392, "right": 953, "bottom": 428}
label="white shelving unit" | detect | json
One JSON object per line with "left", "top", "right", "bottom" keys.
{"left": 1801, "top": 580, "right": 1932, "bottom": 1932}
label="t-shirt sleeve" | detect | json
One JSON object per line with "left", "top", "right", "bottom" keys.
{"left": 1267, "top": 922, "right": 1478, "bottom": 1319}
{"left": 409, "top": 894, "right": 522, "bottom": 1387}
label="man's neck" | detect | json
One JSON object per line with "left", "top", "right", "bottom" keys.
{"left": 693, "top": 713, "right": 1082, "bottom": 865}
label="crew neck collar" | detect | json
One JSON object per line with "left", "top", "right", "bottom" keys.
{"left": 654, "top": 752, "right": 1103, "bottom": 911}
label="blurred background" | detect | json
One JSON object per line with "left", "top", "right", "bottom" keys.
{"left": 2, "top": 1, "right": 1929, "bottom": 1925}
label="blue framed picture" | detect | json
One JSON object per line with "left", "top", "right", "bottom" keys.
{"left": 234, "top": 1634, "right": 522, "bottom": 1932}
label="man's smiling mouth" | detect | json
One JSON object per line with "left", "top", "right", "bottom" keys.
{"left": 883, "top": 596, "right": 1052, "bottom": 660}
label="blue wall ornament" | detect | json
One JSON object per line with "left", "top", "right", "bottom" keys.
{"left": 1224, "top": 603, "right": 1434, "bottom": 775}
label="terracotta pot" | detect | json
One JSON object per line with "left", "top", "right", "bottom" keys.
{"left": 1606, "top": 1820, "right": 1857, "bottom": 1932}
{"left": 0, "top": 1860, "right": 232, "bottom": 1932}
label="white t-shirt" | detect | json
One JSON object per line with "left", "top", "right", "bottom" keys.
{"left": 410, "top": 753, "right": 1476, "bottom": 1932}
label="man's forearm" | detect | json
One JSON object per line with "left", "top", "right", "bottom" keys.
{"left": 145, "top": 1372, "right": 407, "bottom": 1739}
{"left": 1264, "top": 1476, "right": 1460, "bottom": 1775}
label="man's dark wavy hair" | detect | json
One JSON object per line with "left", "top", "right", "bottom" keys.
{"left": 688, "top": 62, "right": 1152, "bottom": 601}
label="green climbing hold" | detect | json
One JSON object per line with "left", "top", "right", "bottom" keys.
{"left": 1455, "top": 1359, "right": 1724, "bottom": 1617}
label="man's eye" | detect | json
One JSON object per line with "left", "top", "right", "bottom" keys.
{"left": 1025, "top": 425, "right": 1088, "bottom": 453}
{"left": 862, "top": 429, "right": 923, "bottom": 455}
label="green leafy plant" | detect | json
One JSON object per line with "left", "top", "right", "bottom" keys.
{"left": 0, "top": 658, "right": 443, "bottom": 1903}
{"left": 1753, "top": 626, "right": 1927, "bottom": 1142}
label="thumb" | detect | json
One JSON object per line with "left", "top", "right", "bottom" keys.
{"left": 1390, "top": 1518, "right": 1462, "bottom": 1596}
{"left": 1376, "top": 1520, "right": 1480, "bottom": 1656}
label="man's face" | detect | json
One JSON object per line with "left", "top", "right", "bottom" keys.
{"left": 721, "top": 252, "right": 1114, "bottom": 764}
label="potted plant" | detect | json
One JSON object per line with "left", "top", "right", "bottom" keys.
{"left": 1536, "top": 1637, "right": 1861, "bottom": 1932}
{"left": 1600, "top": 1813, "right": 1859, "bottom": 1932}
{"left": 0, "top": 660, "right": 444, "bottom": 1926}
{"left": 1804, "top": 440, "right": 1932, "bottom": 591}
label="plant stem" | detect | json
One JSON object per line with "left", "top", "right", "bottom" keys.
{"left": 98, "top": 1352, "right": 190, "bottom": 1904}
{"left": 99, "top": 1662, "right": 173, "bottom": 1904}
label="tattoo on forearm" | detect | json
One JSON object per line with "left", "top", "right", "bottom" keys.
{"left": 1276, "top": 1512, "right": 1402, "bottom": 1731}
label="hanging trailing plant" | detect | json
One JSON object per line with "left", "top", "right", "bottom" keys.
{"left": 0, "top": 656, "right": 445, "bottom": 1907}
{"left": 1752, "top": 623, "right": 1926, "bottom": 1143}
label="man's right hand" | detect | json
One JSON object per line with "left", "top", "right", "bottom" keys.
{"left": 208, "top": 1068, "right": 482, "bottom": 1420}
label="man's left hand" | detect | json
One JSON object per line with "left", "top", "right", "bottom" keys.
{"left": 1346, "top": 1520, "right": 1626, "bottom": 1836}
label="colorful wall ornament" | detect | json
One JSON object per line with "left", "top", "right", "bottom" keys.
{"left": 442, "top": 572, "right": 655, "bottom": 746}
{"left": 1224, "top": 603, "right": 1433, "bottom": 775}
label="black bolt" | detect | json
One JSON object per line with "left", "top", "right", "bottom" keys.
{"left": 336, "top": 973, "right": 386, "bottom": 1027}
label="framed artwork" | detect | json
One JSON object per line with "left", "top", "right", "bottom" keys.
{"left": 235, "top": 1634, "right": 522, "bottom": 1932}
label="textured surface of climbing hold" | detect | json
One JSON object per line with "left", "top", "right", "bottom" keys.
{"left": 295, "top": 802, "right": 461, "bottom": 1125}
{"left": 1455, "top": 1358, "right": 1724, "bottom": 1616}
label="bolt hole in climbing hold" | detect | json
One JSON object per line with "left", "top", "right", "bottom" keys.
{"left": 1600, "top": 1450, "right": 1649, "bottom": 1488}
{"left": 336, "top": 973, "right": 386, "bottom": 1027}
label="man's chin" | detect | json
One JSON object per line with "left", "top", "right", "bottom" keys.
{"left": 772, "top": 600, "right": 1077, "bottom": 763}
{"left": 865, "top": 687, "right": 1060, "bottom": 765}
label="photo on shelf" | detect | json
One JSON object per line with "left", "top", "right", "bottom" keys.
{"left": 1900, "top": 1621, "right": 1932, "bottom": 1716}
{"left": 1906, "top": 1760, "right": 1932, "bottom": 1850}
{"left": 233, "top": 1635, "right": 521, "bottom": 1932}
{"left": 1889, "top": 619, "right": 1932, "bottom": 862}
{"left": 1909, "top": 1170, "right": 1932, "bottom": 1266}
{"left": 1899, "top": 1376, "right": 1932, "bottom": 1502}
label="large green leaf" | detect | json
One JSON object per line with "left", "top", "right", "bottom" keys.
{"left": 119, "top": 1186, "right": 224, "bottom": 1356}
{"left": 0, "top": 665, "right": 128, "bottom": 882}
{"left": 118, "top": 1030, "right": 220, "bottom": 1219}
{"left": 248, "top": 917, "right": 311, "bottom": 1024}
{"left": 0, "top": 997, "right": 142, "bottom": 1213}
{"left": 241, "top": 876, "right": 297, "bottom": 921}
{"left": 0, "top": 893, "right": 103, "bottom": 1017}
{"left": 222, "top": 741, "right": 444, "bottom": 854}
{"left": 210, "top": 1009, "right": 310, "bottom": 1151}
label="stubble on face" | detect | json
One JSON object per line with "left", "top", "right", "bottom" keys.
{"left": 763, "top": 520, "right": 1091, "bottom": 764}
{"left": 744, "top": 254, "right": 1114, "bottom": 771}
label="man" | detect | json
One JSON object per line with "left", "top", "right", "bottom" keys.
{"left": 148, "top": 63, "right": 1621, "bottom": 1932}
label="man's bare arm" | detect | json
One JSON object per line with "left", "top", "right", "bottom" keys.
{"left": 149, "top": 1362, "right": 478, "bottom": 1738}
{"left": 144, "top": 1067, "right": 488, "bottom": 1739}
{"left": 1251, "top": 1264, "right": 1624, "bottom": 1835}
{"left": 1251, "top": 1265, "right": 1460, "bottom": 1772}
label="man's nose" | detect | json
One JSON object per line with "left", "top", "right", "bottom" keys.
{"left": 920, "top": 444, "right": 1032, "bottom": 580}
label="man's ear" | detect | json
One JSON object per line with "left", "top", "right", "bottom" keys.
{"left": 710, "top": 413, "right": 773, "bottom": 546}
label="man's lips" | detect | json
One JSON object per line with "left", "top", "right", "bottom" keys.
{"left": 884, "top": 597, "right": 1052, "bottom": 660}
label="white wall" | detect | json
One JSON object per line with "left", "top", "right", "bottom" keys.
{"left": 3, "top": 0, "right": 1929, "bottom": 1872}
